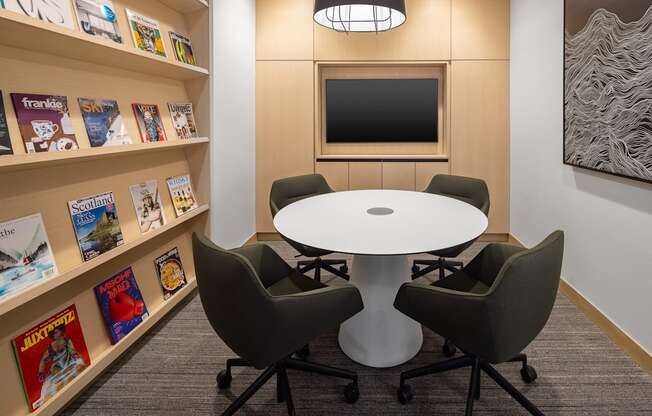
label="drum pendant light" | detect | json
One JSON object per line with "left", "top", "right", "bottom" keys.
{"left": 314, "top": 0, "right": 407, "bottom": 33}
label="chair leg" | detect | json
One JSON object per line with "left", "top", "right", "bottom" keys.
{"left": 320, "top": 262, "right": 350, "bottom": 280}
{"left": 411, "top": 262, "right": 439, "bottom": 279}
{"left": 278, "top": 366, "right": 296, "bottom": 416}
{"left": 400, "top": 355, "right": 473, "bottom": 385}
{"left": 481, "top": 363, "right": 545, "bottom": 416}
{"left": 286, "top": 358, "right": 357, "bottom": 383}
{"left": 276, "top": 371, "right": 285, "bottom": 403}
{"left": 509, "top": 353, "right": 538, "bottom": 383}
{"left": 297, "top": 261, "right": 317, "bottom": 275}
{"left": 314, "top": 263, "right": 321, "bottom": 283}
{"left": 465, "top": 357, "right": 481, "bottom": 415}
{"left": 221, "top": 364, "right": 277, "bottom": 416}
{"left": 474, "top": 368, "right": 481, "bottom": 401}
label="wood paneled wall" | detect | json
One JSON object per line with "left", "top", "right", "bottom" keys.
{"left": 256, "top": 0, "right": 510, "bottom": 234}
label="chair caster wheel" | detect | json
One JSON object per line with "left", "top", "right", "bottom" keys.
{"left": 340, "top": 264, "right": 348, "bottom": 273}
{"left": 412, "top": 265, "right": 420, "bottom": 274}
{"left": 216, "top": 370, "right": 232, "bottom": 390}
{"left": 443, "top": 340, "right": 457, "bottom": 357}
{"left": 344, "top": 382, "right": 360, "bottom": 404}
{"left": 295, "top": 344, "right": 310, "bottom": 359}
{"left": 520, "top": 365, "right": 538, "bottom": 384}
{"left": 397, "top": 384, "right": 414, "bottom": 405}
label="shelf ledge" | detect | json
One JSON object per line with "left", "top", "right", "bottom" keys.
{"left": 316, "top": 154, "right": 450, "bottom": 162}
{"left": 0, "top": 137, "right": 209, "bottom": 173}
{"left": 0, "top": 204, "right": 209, "bottom": 317}
{"left": 158, "top": 0, "right": 209, "bottom": 14}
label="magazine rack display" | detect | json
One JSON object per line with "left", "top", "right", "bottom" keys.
{"left": 0, "top": 1, "right": 210, "bottom": 415}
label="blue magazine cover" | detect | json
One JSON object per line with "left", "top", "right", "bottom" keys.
{"left": 68, "top": 191, "right": 124, "bottom": 262}
{"left": 78, "top": 98, "right": 132, "bottom": 147}
{"left": 94, "top": 266, "right": 149, "bottom": 344}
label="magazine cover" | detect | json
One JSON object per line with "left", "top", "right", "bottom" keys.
{"left": 0, "top": 213, "right": 58, "bottom": 299}
{"left": 169, "top": 31, "right": 196, "bottom": 65}
{"left": 94, "top": 266, "right": 149, "bottom": 344}
{"left": 166, "top": 174, "right": 199, "bottom": 217}
{"left": 73, "top": 0, "right": 122, "bottom": 44}
{"left": 129, "top": 180, "right": 166, "bottom": 234}
{"left": 168, "top": 103, "right": 197, "bottom": 140}
{"left": 10, "top": 93, "right": 79, "bottom": 154}
{"left": 154, "top": 247, "right": 187, "bottom": 300}
{"left": 78, "top": 98, "right": 132, "bottom": 147}
{"left": 68, "top": 191, "right": 124, "bottom": 262}
{"left": 132, "top": 103, "right": 167, "bottom": 143}
{"left": 3, "top": 0, "right": 75, "bottom": 29}
{"left": 125, "top": 9, "right": 166, "bottom": 57}
{"left": 0, "top": 91, "right": 13, "bottom": 155}
{"left": 13, "top": 304, "right": 90, "bottom": 412}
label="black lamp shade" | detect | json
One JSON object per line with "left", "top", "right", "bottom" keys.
{"left": 314, "top": 0, "right": 407, "bottom": 33}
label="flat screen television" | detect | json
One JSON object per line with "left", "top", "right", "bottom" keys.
{"left": 325, "top": 79, "right": 438, "bottom": 143}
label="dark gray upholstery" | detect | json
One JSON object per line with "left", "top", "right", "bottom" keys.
{"left": 394, "top": 232, "right": 564, "bottom": 414}
{"left": 397, "top": 231, "right": 564, "bottom": 364}
{"left": 192, "top": 233, "right": 363, "bottom": 370}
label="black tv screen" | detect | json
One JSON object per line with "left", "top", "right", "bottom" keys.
{"left": 325, "top": 79, "right": 438, "bottom": 143}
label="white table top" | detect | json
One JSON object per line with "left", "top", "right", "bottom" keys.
{"left": 273, "top": 190, "right": 488, "bottom": 256}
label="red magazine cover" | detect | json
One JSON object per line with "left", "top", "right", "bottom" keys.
{"left": 13, "top": 304, "right": 90, "bottom": 412}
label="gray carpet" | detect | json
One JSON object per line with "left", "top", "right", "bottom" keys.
{"left": 64, "top": 241, "right": 652, "bottom": 415}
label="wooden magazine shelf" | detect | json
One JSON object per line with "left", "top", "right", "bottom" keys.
{"left": 159, "top": 0, "right": 209, "bottom": 14}
{"left": 0, "top": 205, "right": 208, "bottom": 318}
{"left": 0, "top": 137, "right": 209, "bottom": 173}
{"left": 0, "top": 9, "right": 208, "bottom": 81}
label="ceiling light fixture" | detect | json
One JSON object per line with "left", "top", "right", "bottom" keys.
{"left": 313, "top": 1, "right": 407, "bottom": 33}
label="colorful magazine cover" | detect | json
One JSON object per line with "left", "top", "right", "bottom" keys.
{"left": 10, "top": 93, "right": 79, "bottom": 154}
{"left": 73, "top": 0, "right": 122, "bottom": 44}
{"left": 168, "top": 103, "right": 197, "bottom": 140}
{"left": 132, "top": 103, "right": 167, "bottom": 143}
{"left": 129, "top": 180, "right": 166, "bottom": 234}
{"left": 0, "top": 213, "right": 58, "bottom": 299}
{"left": 169, "top": 31, "right": 196, "bottom": 65}
{"left": 68, "top": 191, "right": 124, "bottom": 262}
{"left": 78, "top": 98, "right": 132, "bottom": 147}
{"left": 0, "top": 91, "right": 13, "bottom": 155}
{"left": 166, "top": 174, "right": 199, "bottom": 217}
{"left": 94, "top": 266, "right": 149, "bottom": 344}
{"left": 125, "top": 8, "right": 166, "bottom": 57}
{"left": 13, "top": 304, "right": 90, "bottom": 412}
{"left": 154, "top": 247, "right": 187, "bottom": 300}
{"left": 3, "top": 0, "right": 75, "bottom": 29}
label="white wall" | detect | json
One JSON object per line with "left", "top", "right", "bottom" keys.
{"left": 210, "top": 0, "right": 256, "bottom": 248}
{"left": 511, "top": 0, "right": 652, "bottom": 353}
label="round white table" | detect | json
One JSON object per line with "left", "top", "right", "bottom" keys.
{"left": 273, "top": 190, "right": 488, "bottom": 368}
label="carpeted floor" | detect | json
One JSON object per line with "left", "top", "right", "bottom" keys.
{"left": 63, "top": 241, "right": 652, "bottom": 415}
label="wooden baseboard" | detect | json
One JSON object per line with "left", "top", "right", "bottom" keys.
{"left": 509, "top": 234, "right": 651, "bottom": 376}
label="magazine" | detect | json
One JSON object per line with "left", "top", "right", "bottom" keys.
{"left": 166, "top": 174, "right": 199, "bottom": 217}
{"left": 10, "top": 93, "right": 79, "bottom": 154}
{"left": 168, "top": 103, "right": 197, "bottom": 140}
{"left": 78, "top": 98, "right": 132, "bottom": 147}
{"left": 154, "top": 247, "right": 187, "bottom": 300}
{"left": 169, "top": 32, "right": 196, "bottom": 65}
{"left": 125, "top": 8, "right": 166, "bottom": 57}
{"left": 68, "top": 191, "right": 124, "bottom": 262}
{"left": 132, "top": 103, "right": 167, "bottom": 143}
{"left": 13, "top": 304, "right": 90, "bottom": 412}
{"left": 94, "top": 266, "right": 149, "bottom": 344}
{"left": 73, "top": 0, "right": 122, "bottom": 44}
{"left": 2, "top": 0, "right": 75, "bottom": 29}
{"left": 129, "top": 180, "right": 166, "bottom": 234}
{"left": 0, "top": 91, "right": 13, "bottom": 155}
{"left": 0, "top": 213, "right": 58, "bottom": 299}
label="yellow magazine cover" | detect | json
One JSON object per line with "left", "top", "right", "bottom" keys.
{"left": 125, "top": 8, "right": 166, "bottom": 57}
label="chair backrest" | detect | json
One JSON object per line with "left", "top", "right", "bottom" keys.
{"left": 192, "top": 233, "right": 279, "bottom": 368}
{"left": 485, "top": 231, "right": 564, "bottom": 363}
{"left": 425, "top": 174, "right": 490, "bottom": 215}
{"left": 270, "top": 174, "right": 333, "bottom": 217}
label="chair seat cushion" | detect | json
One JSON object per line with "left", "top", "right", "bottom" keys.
{"left": 266, "top": 270, "right": 326, "bottom": 296}
{"left": 432, "top": 269, "right": 490, "bottom": 294}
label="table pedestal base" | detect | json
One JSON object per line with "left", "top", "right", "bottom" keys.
{"left": 338, "top": 255, "right": 423, "bottom": 368}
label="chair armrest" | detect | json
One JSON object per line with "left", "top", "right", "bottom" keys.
{"left": 394, "top": 283, "right": 495, "bottom": 355}
{"left": 464, "top": 243, "right": 526, "bottom": 287}
{"left": 231, "top": 243, "right": 293, "bottom": 288}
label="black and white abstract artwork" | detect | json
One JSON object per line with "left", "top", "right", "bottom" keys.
{"left": 564, "top": 0, "right": 652, "bottom": 183}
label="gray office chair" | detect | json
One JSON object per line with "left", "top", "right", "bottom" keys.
{"left": 193, "top": 234, "right": 364, "bottom": 416}
{"left": 394, "top": 231, "right": 564, "bottom": 415}
{"left": 412, "top": 174, "right": 490, "bottom": 280}
{"left": 270, "top": 174, "right": 349, "bottom": 282}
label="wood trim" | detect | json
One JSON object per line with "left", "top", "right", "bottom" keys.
{"left": 158, "top": 0, "right": 209, "bottom": 14}
{"left": 317, "top": 154, "right": 449, "bottom": 162}
{"left": 243, "top": 233, "right": 258, "bottom": 246}
{"left": 508, "top": 234, "right": 652, "bottom": 375}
